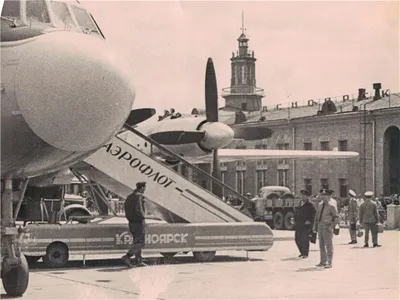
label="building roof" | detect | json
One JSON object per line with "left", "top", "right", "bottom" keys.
{"left": 238, "top": 33, "right": 249, "bottom": 41}
{"left": 219, "top": 93, "right": 400, "bottom": 126}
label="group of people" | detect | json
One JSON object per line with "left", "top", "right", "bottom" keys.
{"left": 293, "top": 188, "right": 382, "bottom": 269}
{"left": 120, "top": 181, "right": 385, "bottom": 269}
{"left": 158, "top": 108, "right": 182, "bottom": 121}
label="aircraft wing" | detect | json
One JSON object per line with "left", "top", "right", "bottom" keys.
{"left": 188, "top": 149, "right": 359, "bottom": 164}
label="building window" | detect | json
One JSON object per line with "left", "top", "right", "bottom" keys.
{"left": 236, "top": 171, "right": 245, "bottom": 194}
{"left": 338, "top": 178, "right": 348, "bottom": 197}
{"left": 304, "top": 142, "right": 312, "bottom": 150}
{"left": 304, "top": 179, "right": 312, "bottom": 195}
{"left": 320, "top": 141, "right": 329, "bottom": 151}
{"left": 277, "top": 170, "right": 288, "bottom": 187}
{"left": 320, "top": 178, "right": 329, "bottom": 190}
{"left": 277, "top": 143, "right": 290, "bottom": 164}
{"left": 256, "top": 170, "right": 268, "bottom": 194}
{"left": 338, "top": 140, "right": 348, "bottom": 151}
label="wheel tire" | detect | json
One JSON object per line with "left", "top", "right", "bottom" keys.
{"left": 2, "top": 253, "right": 29, "bottom": 297}
{"left": 284, "top": 211, "right": 295, "bottom": 230}
{"left": 266, "top": 220, "right": 275, "bottom": 229}
{"left": 193, "top": 251, "right": 216, "bottom": 262}
{"left": 273, "top": 211, "right": 284, "bottom": 230}
{"left": 161, "top": 252, "right": 177, "bottom": 258}
{"left": 25, "top": 255, "right": 41, "bottom": 265}
{"left": 43, "top": 243, "right": 69, "bottom": 268}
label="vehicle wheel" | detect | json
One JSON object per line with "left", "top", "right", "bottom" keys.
{"left": 43, "top": 242, "right": 69, "bottom": 268}
{"left": 2, "top": 253, "right": 29, "bottom": 297}
{"left": 25, "top": 255, "right": 41, "bottom": 265}
{"left": 161, "top": 252, "right": 177, "bottom": 258}
{"left": 273, "top": 211, "right": 284, "bottom": 230}
{"left": 266, "top": 220, "right": 275, "bottom": 229}
{"left": 193, "top": 251, "right": 216, "bottom": 262}
{"left": 284, "top": 211, "right": 295, "bottom": 230}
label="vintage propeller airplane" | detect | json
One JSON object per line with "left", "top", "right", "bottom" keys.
{"left": 0, "top": 0, "right": 156, "bottom": 296}
{"left": 119, "top": 58, "right": 359, "bottom": 196}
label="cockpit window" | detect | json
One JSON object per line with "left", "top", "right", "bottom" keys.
{"left": 48, "top": 1, "right": 76, "bottom": 30}
{"left": 70, "top": 5, "right": 100, "bottom": 36}
{"left": 1, "top": 0, "right": 21, "bottom": 18}
{"left": 26, "top": 0, "right": 51, "bottom": 23}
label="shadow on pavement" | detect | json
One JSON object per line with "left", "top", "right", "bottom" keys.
{"left": 296, "top": 267, "right": 325, "bottom": 272}
{"left": 280, "top": 257, "right": 301, "bottom": 261}
{"left": 29, "top": 255, "right": 264, "bottom": 273}
{"left": 350, "top": 246, "right": 374, "bottom": 249}
{"left": 0, "top": 294, "right": 22, "bottom": 299}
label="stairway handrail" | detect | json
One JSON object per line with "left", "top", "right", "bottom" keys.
{"left": 122, "top": 125, "right": 252, "bottom": 212}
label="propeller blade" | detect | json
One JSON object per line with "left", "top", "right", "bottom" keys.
{"left": 205, "top": 58, "right": 219, "bottom": 122}
{"left": 125, "top": 108, "right": 156, "bottom": 127}
{"left": 233, "top": 127, "right": 273, "bottom": 140}
{"left": 149, "top": 131, "right": 205, "bottom": 145}
{"left": 211, "top": 149, "right": 223, "bottom": 198}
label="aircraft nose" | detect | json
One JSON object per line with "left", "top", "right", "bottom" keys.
{"left": 15, "top": 32, "right": 135, "bottom": 152}
{"left": 200, "top": 122, "right": 235, "bottom": 150}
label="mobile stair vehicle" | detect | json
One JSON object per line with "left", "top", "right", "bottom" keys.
{"left": 19, "top": 126, "right": 274, "bottom": 267}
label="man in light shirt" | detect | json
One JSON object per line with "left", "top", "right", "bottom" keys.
{"left": 313, "top": 189, "right": 339, "bottom": 269}
{"left": 359, "top": 191, "right": 381, "bottom": 248}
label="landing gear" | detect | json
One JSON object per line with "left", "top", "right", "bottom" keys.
{"left": 1, "top": 178, "right": 30, "bottom": 297}
{"left": 2, "top": 253, "right": 29, "bottom": 296}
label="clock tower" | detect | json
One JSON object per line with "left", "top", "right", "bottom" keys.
{"left": 222, "top": 12, "right": 264, "bottom": 111}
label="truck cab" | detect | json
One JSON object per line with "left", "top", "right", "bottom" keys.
{"left": 17, "top": 185, "right": 91, "bottom": 224}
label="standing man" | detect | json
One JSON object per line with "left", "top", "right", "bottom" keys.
{"left": 293, "top": 190, "right": 316, "bottom": 258}
{"left": 121, "top": 182, "right": 147, "bottom": 268}
{"left": 359, "top": 191, "right": 381, "bottom": 248}
{"left": 348, "top": 189, "right": 359, "bottom": 244}
{"left": 313, "top": 189, "right": 339, "bottom": 269}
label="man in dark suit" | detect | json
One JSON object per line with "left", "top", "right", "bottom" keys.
{"left": 293, "top": 189, "right": 316, "bottom": 258}
{"left": 121, "top": 182, "right": 147, "bottom": 268}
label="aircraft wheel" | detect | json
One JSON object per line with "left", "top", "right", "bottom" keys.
{"left": 2, "top": 253, "right": 29, "bottom": 297}
{"left": 284, "top": 211, "right": 295, "bottom": 230}
{"left": 26, "top": 255, "right": 41, "bottom": 265}
{"left": 193, "top": 251, "right": 216, "bottom": 262}
{"left": 273, "top": 211, "right": 284, "bottom": 230}
{"left": 161, "top": 252, "right": 177, "bottom": 258}
{"left": 43, "top": 242, "right": 69, "bottom": 268}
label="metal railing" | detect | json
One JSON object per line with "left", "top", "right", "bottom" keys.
{"left": 122, "top": 125, "right": 253, "bottom": 217}
{"left": 221, "top": 86, "right": 265, "bottom": 97}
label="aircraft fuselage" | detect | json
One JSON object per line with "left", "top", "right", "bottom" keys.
{"left": 1, "top": 4, "right": 135, "bottom": 179}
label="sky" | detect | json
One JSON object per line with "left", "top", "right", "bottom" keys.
{"left": 82, "top": 0, "right": 399, "bottom": 116}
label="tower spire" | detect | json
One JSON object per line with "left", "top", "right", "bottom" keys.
{"left": 241, "top": 11, "right": 245, "bottom": 34}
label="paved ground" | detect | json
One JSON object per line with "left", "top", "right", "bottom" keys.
{"left": 1, "top": 230, "right": 399, "bottom": 300}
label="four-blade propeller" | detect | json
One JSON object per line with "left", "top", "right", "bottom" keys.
{"left": 149, "top": 57, "right": 272, "bottom": 198}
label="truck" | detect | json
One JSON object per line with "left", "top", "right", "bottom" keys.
{"left": 247, "top": 186, "right": 301, "bottom": 230}
{"left": 16, "top": 185, "right": 92, "bottom": 225}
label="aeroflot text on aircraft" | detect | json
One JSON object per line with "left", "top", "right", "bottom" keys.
{"left": 103, "top": 143, "right": 176, "bottom": 188}
{"left": 115, "top": 232, "right": 189, "bottom": 245}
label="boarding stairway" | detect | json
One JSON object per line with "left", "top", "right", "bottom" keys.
{"left": 71, "top": 125, "right": 255, "bottom": 224}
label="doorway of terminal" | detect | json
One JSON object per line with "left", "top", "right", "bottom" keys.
{"left": 383, "top": 126, "right": 400, "bottom": 195}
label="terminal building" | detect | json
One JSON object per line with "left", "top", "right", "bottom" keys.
{"left": 192, "top": 20, "right": 400, "bottom": 199}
